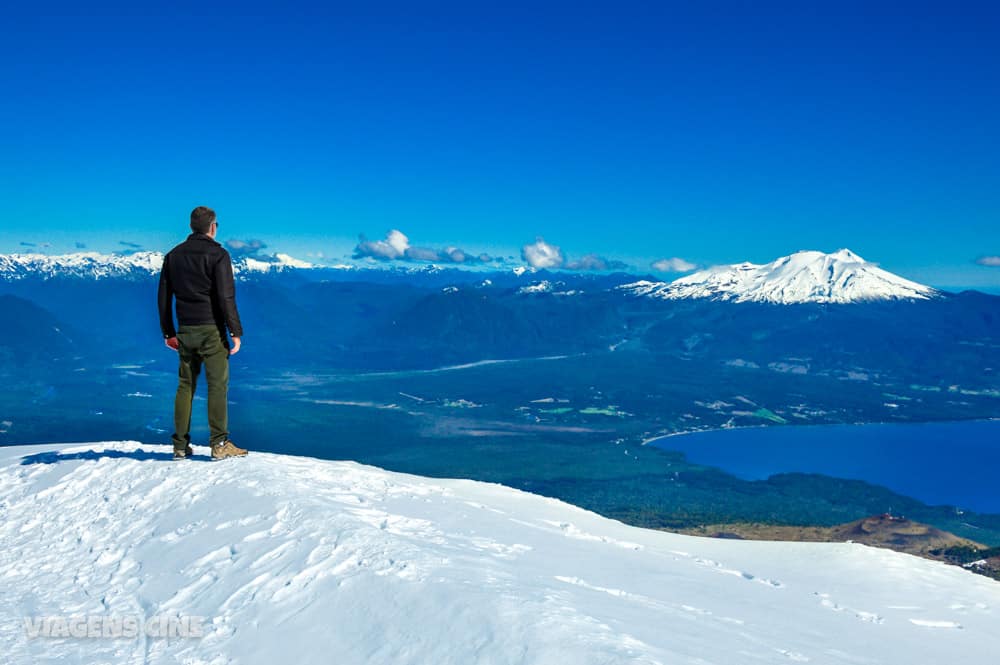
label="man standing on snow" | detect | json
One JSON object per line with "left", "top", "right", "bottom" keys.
{"left": 158, "top": 206, "right": 248, "bottom": 460}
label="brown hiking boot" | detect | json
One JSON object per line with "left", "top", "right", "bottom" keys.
{"left": 211, "top": 440, "right": 248, "bottom": 460}
{"left": 173, "top": 445, "right": 194, "bottom": 460}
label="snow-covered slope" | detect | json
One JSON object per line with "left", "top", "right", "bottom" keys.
{"left": 2, "top": 442, "right": 997, "bottom": 664}
{"left": 0, "top": 251, "right": 315, "bottom": 280}
{"left": 620, "top": 249, "right": 938, "bottom": 304}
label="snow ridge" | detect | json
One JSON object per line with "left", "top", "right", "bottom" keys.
{"left": 1, "top": 442, "right": 997, "bottom": 664}
{"left": 0, "top": 251, "right": 315, "bottom": 280}
{"left": 239, "top": 253, "right": 316, "bottom": 273}
{"left": 620, "top": 249, "right": 938, "bottom": 304}
{"left": 0, "top": 251, "right": 164, "bottom": 281}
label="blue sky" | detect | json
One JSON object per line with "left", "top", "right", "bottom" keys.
{"left": 1, "top": 1, "right": 998, "bottom": 288}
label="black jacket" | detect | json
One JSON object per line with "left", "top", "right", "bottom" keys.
{"left": 158, "top": 233, "right": 244, "bottom": 338}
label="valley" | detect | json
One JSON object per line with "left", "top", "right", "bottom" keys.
{"left": 1, "top": 249, "right": 998, "bottom": 562}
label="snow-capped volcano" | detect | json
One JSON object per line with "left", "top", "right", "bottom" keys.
{"left": 2, "top": 442, "right": 997, "bottom": 664}
{"left": 621, "top": 249, "right": 938, "bottom": 304}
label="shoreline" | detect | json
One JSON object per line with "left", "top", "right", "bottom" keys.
{"left": 641, "top": 415, "right": 1000, "bottom": 448}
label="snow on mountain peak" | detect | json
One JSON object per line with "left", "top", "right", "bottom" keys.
{"left": 519, "top": 280, "right": 554, "bottom": 294}
{"left": 2, "top": 441, "right": 998, "bottom": 664}
{"left": 620, "top": 249, "right": 938, "bottom": 304}
{"left": 829, "top": 248, "right": 863, "bottom": 262}
{"left": 0, "top": 251, "right": 164, "bottom": 281}
{"left": 272, "top": 253, "right": 314, "bottom": 269}
{"left": 0, "top": 250, "right": 316, "bottom": 280}
{"left": 239, "top": 253, "right": 314, "bottom": 273}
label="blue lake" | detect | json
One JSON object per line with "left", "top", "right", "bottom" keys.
{"left": 648, "top": 420, "right": 1000, "bottom": 514}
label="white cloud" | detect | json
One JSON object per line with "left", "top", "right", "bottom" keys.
{"left": 651, "top": 257, "right": 697, "bottom": 272}
{"left": 975, "top": 256, "right": 1000, "bottom": 267}
{"left": 353, "top": 230, "right": 495, "bottom": 264}
{"left": 402, "top": 244, "right": 437, "bottom": 262}
{"left": 440, "top": 247, "right": 485, "bottom": 264}
{"left": 225, "top": 238, "right": 268, "bottom": 256}
{"left": 354, "top": 229, "right": 410, "bottom": 260}
{"left": 564, "top": 253, "right": 629, "bottom": 271}
{"left": 521, "top": 238, "right": 564, "bottom": 269}
{"left": 225, "top": 238, "right": 314, "bottom": 267}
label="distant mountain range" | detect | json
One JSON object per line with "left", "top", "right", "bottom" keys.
{"left": 0, "top": 250, "right": 320, "bottom": 281}
{"left": 0, "top": 245, "right": 993, "bottom": 368}
{"left": 0, "top": 251, "right": 165, "bottom": 280}
{"left": 0, "top": 248, "right": 947, "bottom": 304}
{"left": 1, "top": 247, "right": 997, "bottom": 391}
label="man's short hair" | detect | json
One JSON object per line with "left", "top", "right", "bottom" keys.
{"left": 190, "top": 206, "right": 216, "bottom": 234}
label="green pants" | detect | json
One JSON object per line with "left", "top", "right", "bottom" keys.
{"left": 172, "top": 324, "right": 230, "bottom": 450}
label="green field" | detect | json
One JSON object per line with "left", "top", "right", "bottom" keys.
{"left": 2, "top": 348, "right": 1000, "bottom": 546}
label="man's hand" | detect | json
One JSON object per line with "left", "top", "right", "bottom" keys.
{"left": 230, "top": 336, "right": 241, "bottom": 356}
{"left": 165, "top": 336, "right": 179, "bottom": 351}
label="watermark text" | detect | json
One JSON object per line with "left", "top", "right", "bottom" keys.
{"left": 23, "top": 615, "right": 206, "bottom": 639}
